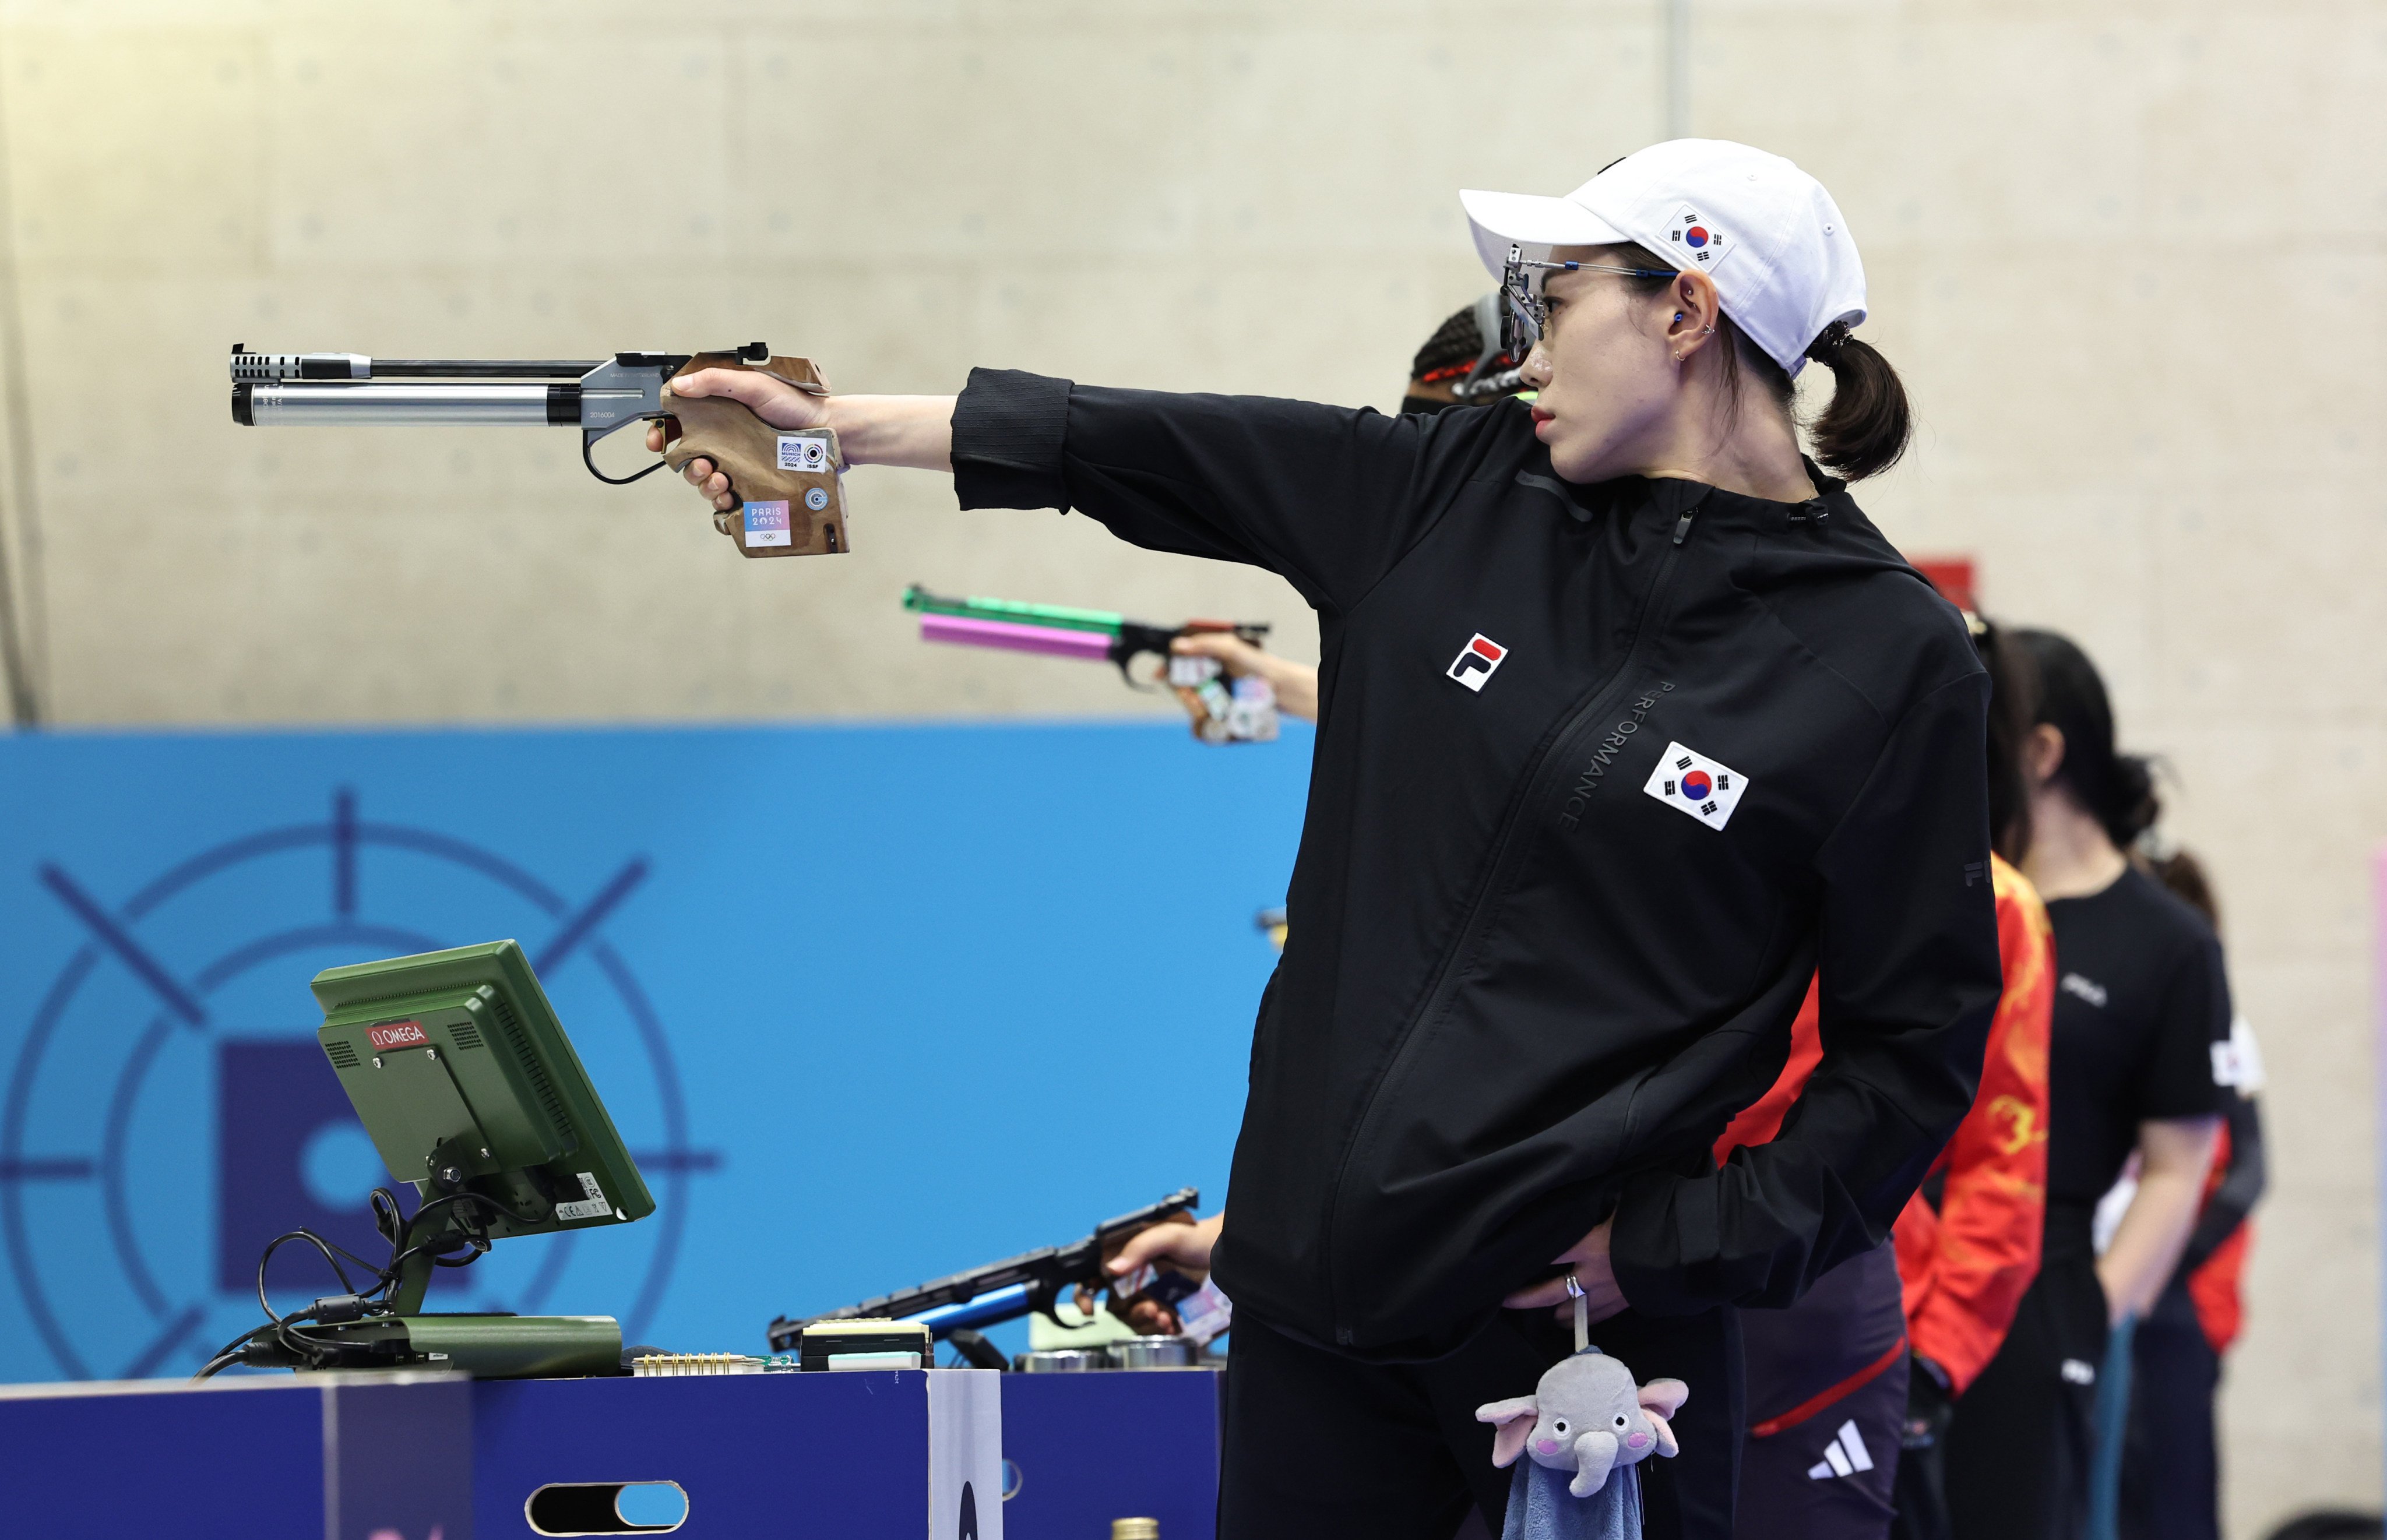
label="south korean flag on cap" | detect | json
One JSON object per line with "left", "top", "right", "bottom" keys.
{"left": 1643, "top": 741, "right": 1749, "bottom": 830}
{"left": 1666, "top": 205, "right": 1732, "bottom": 268}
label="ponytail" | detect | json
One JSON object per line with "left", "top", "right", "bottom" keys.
{"left": 1802, "top": 322, "right": 1911, "bottom": 482}
{"left": 2013, "top": 628, "right": 2164, "bottom": 851}
{"left": 2105, "top": 752, "right": 2163, "bottom": 850}
{"left": 1593, "top": 244, "right": 1915, "bottom": 483}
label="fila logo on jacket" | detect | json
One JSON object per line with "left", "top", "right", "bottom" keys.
{"left": 1446, "top": 633, "right": 1508, "bottom": 692}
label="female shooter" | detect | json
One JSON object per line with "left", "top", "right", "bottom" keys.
{"left": 1942, "top": 632, "right": 2230, "bottom": 1540}
{"left": 653, "top": 139, "right": 2003, "bottom": 1540}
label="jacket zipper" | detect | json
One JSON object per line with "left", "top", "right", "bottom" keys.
{"left": 1322, "top": 507, "right": 1699, "bottom": 1344}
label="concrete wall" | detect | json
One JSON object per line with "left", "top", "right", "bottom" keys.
{"left": 0, "top": 1, "right": 2374, "bottom": 1530}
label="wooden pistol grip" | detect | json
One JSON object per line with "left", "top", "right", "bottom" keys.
{"left": 661, "top": 353, "right": 850, "bottom": 558}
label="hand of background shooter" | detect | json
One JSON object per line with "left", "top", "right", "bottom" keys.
{"left": 1077, "top": 1212, "right": 1226, "bottom": 1336}
{"left": 1170, "top": 634, "right": 1320, "bottom": 723}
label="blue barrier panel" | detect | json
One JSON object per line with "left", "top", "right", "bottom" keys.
{"left": 0, "top": 722, "right": 1308, "bottom": 1383}
{"left": 475, "top": 1369, "right": 999, "bottom": 1539}
{"left": 0, "top": 1372, "right": 471, "bottom": 1539}
{"left": 1002, "top": 1369, "right": 1221, "bottom": 1539}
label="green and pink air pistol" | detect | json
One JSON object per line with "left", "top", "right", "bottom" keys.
{"left": 903, "top": 584, "right": 1280, "bottom": 742}
{"left": 902, "top": 584, "right": 1268, "bottom": 688}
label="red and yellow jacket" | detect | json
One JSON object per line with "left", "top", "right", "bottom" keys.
{"left": 1716, "top": 854, "right": 2054, "bottom": 1394}
{"left": 2187, "top": 1125, "right": 2251, "bottom": 1353}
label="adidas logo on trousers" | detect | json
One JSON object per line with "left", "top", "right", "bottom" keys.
{"left": 1806, "top": 1419, "right": 1875, "bottom": 1480}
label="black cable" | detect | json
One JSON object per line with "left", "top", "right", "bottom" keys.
{"left": 378, "top": 1190, "right": 535, "bottom": 1291}
{"left": 413, "top": 1189, "right": 541, "bottom": 1229}
{"left": 193, "top": 1330, "right": 262, "bottom": 1380}
{"left": 386, "top": 1234, "right": 487, "bottom": 1282}
{"left": 301, "top": 1230, "right": 390, "bottom": 1285}
{"left": 255, "top": 1229, "right": 365, "bottom": 1324}
{"left": 273, "top": 1316, "right": 355, "bottom": 1369}
{"left": 199, "top": 1321, "right": 267, "bottom": 1367}
{"left": 194, "top": 1321, "right": 283, "bottom": 1381}
{"left": 432, "top": 1241, "right": 491, "bottom": 1267}
{"left": 271, "top": 1320, "right": 317, "bottom": 1367}
{"left": 238, "top": 1229, "right": 362, "bottom": 1377}
{"left": 371, "top": 1187, "right": 405, "bottom": 1247}
{"left": 199, "top": 1184, "right": 541, "bottom": 1379}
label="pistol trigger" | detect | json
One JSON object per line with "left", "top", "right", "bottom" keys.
{"left": 581, "top": 422, "right": 674, "bottom": 487}
{"left": 1109, "top": 645, "right": 1167, "bottom": 693}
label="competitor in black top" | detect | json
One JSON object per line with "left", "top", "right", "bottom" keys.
{"left": 2039, "top": 871, "right": 2228, "bottom": 1203}
{"left": 651, "top": 139, "right": 2004, "bottom": 1540}
{"left": 1944, "top": 632, "right": 2229, "bottom": 1539}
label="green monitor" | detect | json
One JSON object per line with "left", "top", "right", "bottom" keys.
{"left": 311, "top": 938, "right": 654, "bottom": 1263}
{"left": 209, "top": 940, "right": 653, "bottom": 1379}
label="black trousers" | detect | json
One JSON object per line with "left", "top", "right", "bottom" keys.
{"left": 1737, "top": 1355, "right": 1907, "bottom": 1540}
{"left": 2117, "top": 1288, "right": 2221, "bottom": 1540}
{"left": 1942, "top": 1216, "right": 2107, "bottom": 1540}
{"left": 1734, "top": 1242, "right": 1909, "bottom": 1540}
{"left": 1219, "top": 1306, "right": 1743, "bottom": 1540}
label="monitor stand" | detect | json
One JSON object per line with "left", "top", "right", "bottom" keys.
{"left": 259, "top": 1312, "right": 624, "bottom": 1378}
{"left": 249, "top": 1200, "right": 624, "bottom": 1378}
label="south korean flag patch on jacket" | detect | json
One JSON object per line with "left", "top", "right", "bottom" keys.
{"left": 1643, "top": 741, "right": 1749, "bottom": 830}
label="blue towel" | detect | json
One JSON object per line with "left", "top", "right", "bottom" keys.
{"left": 1500, "top": 1457, "right": 1643, "bottom": 1540}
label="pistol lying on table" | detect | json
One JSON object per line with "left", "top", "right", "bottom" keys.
{"left": 767, "top": 1186, "right": 1205, "bottom": 1353}
{"left": 229, "top": 343, "right": 849, "bottom": 557}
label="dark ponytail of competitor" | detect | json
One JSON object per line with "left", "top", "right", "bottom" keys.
{"left": 2012, "top": 628, "right": 2162, "bottom": 851}
{"left": 1969, "top": 614, "right": 2040, "bottom": 865}
{"left": 1802, "top": 321, "right": 1911, "bottom": 482}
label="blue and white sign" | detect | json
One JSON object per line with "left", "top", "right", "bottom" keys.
{"left": 0, "top": 721, "right": 1308, "bottom": 1382}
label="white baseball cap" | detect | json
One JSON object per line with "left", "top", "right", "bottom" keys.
{"left": 1460, "top": 139, "right": 1865, "bottom": 377}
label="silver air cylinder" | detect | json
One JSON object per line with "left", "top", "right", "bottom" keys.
{"left": 234, "top": 383, "right": 561, "bottom": 426}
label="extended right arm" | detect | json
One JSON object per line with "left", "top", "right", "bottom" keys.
{"left": 647, "top": 369, "right": 956, "bottom": 484}
{"left": 656, "top": 364, "right": 1471, "bottom": 616}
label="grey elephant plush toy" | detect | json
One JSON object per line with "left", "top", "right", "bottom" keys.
{"left": 1476, "top": 1348, "right": 1688, "bottom": 1540}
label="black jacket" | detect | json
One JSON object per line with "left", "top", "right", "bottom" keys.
{"left": 953, "top": 371, "right": 2004, "bottom": 1362}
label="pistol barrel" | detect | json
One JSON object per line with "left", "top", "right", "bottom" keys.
{"left": 233, "top": 382, "right": 576, "bottom": 427}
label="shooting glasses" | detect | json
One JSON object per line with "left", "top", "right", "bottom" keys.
{"left": 1497, "top": 242, "right": 1682, "bottom": 361}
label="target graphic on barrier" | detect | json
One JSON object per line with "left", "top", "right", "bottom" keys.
{"left": 0, "top": 788, "right": 718, "bottom": 1380}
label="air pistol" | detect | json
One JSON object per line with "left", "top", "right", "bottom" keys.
{"left": 229, "top": 343, "right": 850, "bottom": 556}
